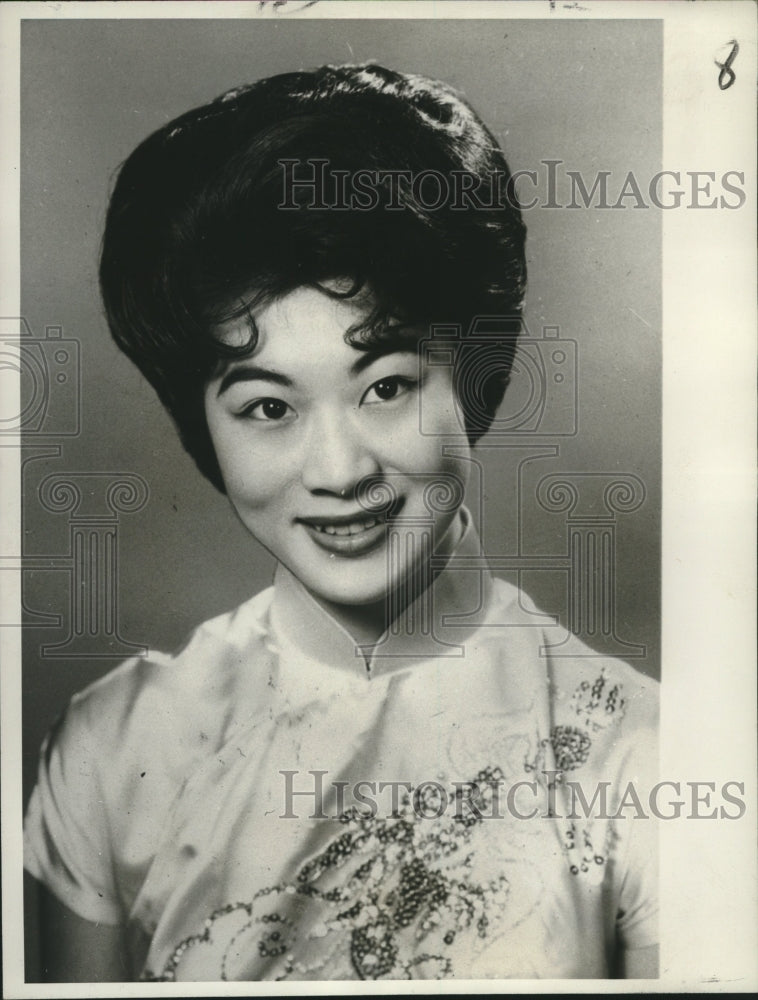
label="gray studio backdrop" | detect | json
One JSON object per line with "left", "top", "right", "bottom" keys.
{"left": 19, "top": 18, "right": 660, "bottom": 973}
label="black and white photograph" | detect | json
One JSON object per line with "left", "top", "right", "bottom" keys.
{"left": 0, "top": 0, "right": 755, "bottom": 992}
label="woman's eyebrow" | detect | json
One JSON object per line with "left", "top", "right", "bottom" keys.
{"left": 216, "top": 365, "right": 293, "bottom": 397}
{"left": 350, "top": 347, "right": 417, "bottom": 376}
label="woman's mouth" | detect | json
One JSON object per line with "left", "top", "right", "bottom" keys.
{"left": 311, "top": 516, "right": 382, "bottom": 537}
{"left": 299, "top": 513, "right": 390, "bottom": 556}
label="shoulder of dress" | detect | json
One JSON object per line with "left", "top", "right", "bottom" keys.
{"left": 67, "top": 586, "right": 277, "bottom": 733}
{"left": 191, "top": 585, "right": 276, "bottom": 644}
{"left": 485, "top": 577, "right": 658, "bottom": 721}
{"left": 545, "top": 638, "right": 659, "bottom": 724}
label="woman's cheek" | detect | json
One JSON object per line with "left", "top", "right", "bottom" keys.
{"left": 218, "top": 435, "right": 297, "bottom": 511}
{"left": 398, "top": 398, "right": 469, "bottom": 470}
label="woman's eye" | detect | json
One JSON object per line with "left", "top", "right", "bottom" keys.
{"left": 242, "top": 398, "right": 292, "bottom": 421}
{"left": 363, "top": 376, "right": 415, "bottom": 405}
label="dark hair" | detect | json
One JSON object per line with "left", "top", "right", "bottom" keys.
{"left": 99, "top": 63, "right": 527, "bottom": 492}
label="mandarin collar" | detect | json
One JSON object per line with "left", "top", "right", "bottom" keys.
{"left": 269, "top": 508, "right": 493, "bottom": 680}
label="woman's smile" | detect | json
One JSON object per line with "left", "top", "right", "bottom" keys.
{"left": 301, "top": 515, "right": 388, "bottom": 556}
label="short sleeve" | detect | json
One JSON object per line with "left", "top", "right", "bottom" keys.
{"left": 615, "top": 811, "right": 658, "bottom": 949}
{"left": 614, "top": 721, "right": 659, "bottom": 951}
{"left": 24, "top": 696, "right": 122, "bottom": 925}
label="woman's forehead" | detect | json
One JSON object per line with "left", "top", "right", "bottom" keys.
{"left": 215, "top": 284, "right": 423, "bottom": 360}
{"left": 211, "top": 286, "right": 423, "bottom": 389}
{"left": 214, "top": 286, "right": 368, "bottom": 351}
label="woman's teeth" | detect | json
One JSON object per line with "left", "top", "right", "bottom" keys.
{"left": 312, "top": 517, "right": 380, "bottom": 537}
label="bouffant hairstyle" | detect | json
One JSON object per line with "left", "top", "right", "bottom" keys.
{"left": 99, "top": 63, "right": 527, "bottom": 492}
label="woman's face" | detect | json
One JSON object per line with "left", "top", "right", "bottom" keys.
{"left": 204, "top": 285, "right": 471, "bottom": 609}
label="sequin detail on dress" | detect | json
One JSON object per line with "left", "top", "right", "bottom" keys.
{"left": 547, "top": 725, "right": 592, "bottom": 771}
{"left": 570, "top": 671, "right": 626, "bottom": 730}
{"left": 143, "top": 768, "right": 517, "bottom": 981}
{"left": 563, "top": 820, "right": 611, "bottom": 878}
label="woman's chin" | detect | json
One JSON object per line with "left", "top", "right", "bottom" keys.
{"left": 303, "top": 575, "right": 395, "bottom": 611}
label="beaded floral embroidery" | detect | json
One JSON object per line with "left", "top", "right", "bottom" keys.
{"left": 563, "top": 820, "right": 613, "bottom": 881}
{"left": 569, "top": 670, "right": 626, "bottom": 731}
{"left": 143, "top": 768, "right": 524, "bottom": 982}
{"left": 547, "top": 725, "right": 592, "bottom": 771}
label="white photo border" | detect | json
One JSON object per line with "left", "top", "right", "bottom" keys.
{"left": 1, "top": 1, "right": 756, "bottom": 995}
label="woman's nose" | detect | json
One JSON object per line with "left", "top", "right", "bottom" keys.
{"left": 300, "top": 409, "right": 380, "bottom": 497}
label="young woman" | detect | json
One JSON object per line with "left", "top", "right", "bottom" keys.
{"left": 24, "top": 63, "right": 658, "bottom": 982}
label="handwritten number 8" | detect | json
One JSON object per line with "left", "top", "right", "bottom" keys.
{"left": 715, "top": 40, "right": 739, "bottom": 91}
